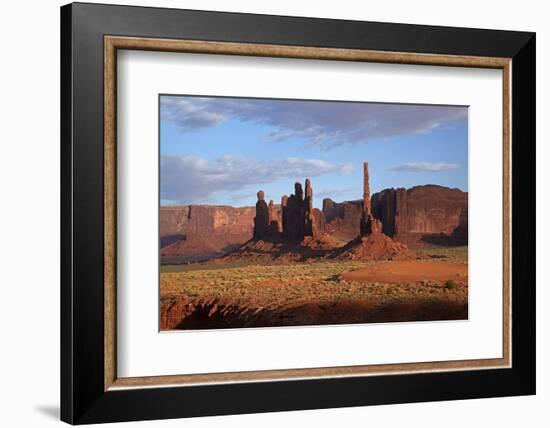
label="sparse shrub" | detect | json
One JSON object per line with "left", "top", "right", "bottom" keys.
{"left": 444, "top": 280, "right": 458, "bottom": 290}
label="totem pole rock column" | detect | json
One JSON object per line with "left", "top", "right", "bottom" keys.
{"left": 304, "top": 178, "right": 317, "bottom": 237}
{"left": 360, "top": 162, "right": 383, "bottom": 235}
{"left": 281, "top": 180, "right": 316, "bottom": 238}
{"left": 253, "top": 190, "right": 270, "bottom": 239}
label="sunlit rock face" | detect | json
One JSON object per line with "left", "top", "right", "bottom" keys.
{"left": 371, "top": 184, "right": 468, "bottom": 245}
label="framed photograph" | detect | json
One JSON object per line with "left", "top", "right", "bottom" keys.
{"left": 61, "top": 2, "right": 535, "bottom": 424}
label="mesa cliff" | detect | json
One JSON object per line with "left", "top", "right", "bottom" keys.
{"left": 371, "top": 185, "right": 468, "bottom": 245}
{"left": 160, "top": 205, "right": 255, "bottom": 262}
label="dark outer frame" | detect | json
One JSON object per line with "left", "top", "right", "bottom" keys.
{"left": 61, "top": 2, "right": 536, "bottom": 424}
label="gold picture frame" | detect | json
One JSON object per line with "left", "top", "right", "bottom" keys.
{"left": 103, "top": 36, "right": 512, "bottom": 391}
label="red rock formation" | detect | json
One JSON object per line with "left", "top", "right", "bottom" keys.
{"left": 332, "top": 162, "right": 415, "bottom": 261}
{"left": 333, "top": 234, "right": 414, "bottom": 261}
{"left": 371, "top": 185, "right": 468, "bottom": 245}
{"left": 282, "top": 182, "right": 303, "bottom": 237}
{"left": 363, "top": 162, "right": 372, "bottom": 215}
{"left": 360, "top": 162, "right": 383, "bottom": 235}
{"left": 160, "top": 172, "right": 468, "bottom": 263}
{"left": 268, "top": 199, "right": 283, "bottom": 233}
{"left": 253, "top": 190, "right": 270, "bottom": 239}
{"left": 323, "top": 185, "right": 467, "bottom": 245}
{"left": 160, "top": 205, "right": 255, "bottom": 261}
{"left": 281, "top": 195, "right": 289, "bottom": 235}
{"left": 322, "top": 198, "right": 362, "bottom": 241}
{"left": 160, "top": 206, "right": 190, "bottom": 247}
{"left": 451, "top": 207, "right": 468, "bottom": 244}
{"left": 311, "top": 208, "right": 325, "bottom": 236}
{"left": 281, "top": 180, "right": 317, "bottom": 239}
{"left": 304, "top": 179, "right": 316, "bottom": 236}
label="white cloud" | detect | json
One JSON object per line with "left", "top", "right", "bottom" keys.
{"left": 160, "top": 96, "right": 467, "bottom": 148}
{"left": 161, "top": 155, "right": 355, "bottom": 204}
{"left": 160, "top": 97, "right": 227, "bottom": 129}
{"left": 391, "top": 162, "right": 461, "bottom": 172}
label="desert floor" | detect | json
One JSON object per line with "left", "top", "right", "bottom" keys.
{"left": 160, "top": 245, "right": 468, "bottom": 330}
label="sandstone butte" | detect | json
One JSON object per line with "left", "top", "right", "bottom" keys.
{"left": 161, "top": 162, "right": 468, "bottom": 262}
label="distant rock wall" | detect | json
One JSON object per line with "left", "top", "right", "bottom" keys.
{"left": 323, "top": 185, "right": 468, "bottom": 245}
{"left": 322, "top": 198, "right": 362, "bottom": 241}
{"left": 183, "top": 205, "right": 254, "bottom": 237}
{"left": 160, "top": 205, "right": 255, "bottom": 261}
{"left": 160, "top": 206, "right": 191, "bottom": 247}
{"left": 371, "top": 185, "right": 468, "bottom": 245}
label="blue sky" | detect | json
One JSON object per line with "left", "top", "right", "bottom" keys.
{"left": 160, "top": 95, "right": 468, "bottom": 209}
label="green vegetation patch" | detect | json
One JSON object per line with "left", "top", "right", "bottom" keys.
{"left": 160, "top": 260, "right": 467, "bottom": 310}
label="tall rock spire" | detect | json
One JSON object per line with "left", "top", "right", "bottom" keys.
{"left": 253, "top": 190, "right": 270, "bottom": 239}
{"left": 304, "top": 178, "right": 316, "bottom": 237}
{"left": 363, "top": 162, "right": 372, "bottom": 217}
{"left": 360, "top": 162, "right": 383, "bottom": 235}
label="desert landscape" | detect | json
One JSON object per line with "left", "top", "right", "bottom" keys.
{"left": 160, "top": 162, "right": 468, "bottom": 330}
